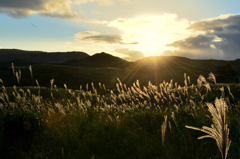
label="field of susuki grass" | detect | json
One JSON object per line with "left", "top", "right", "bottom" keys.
{"left": 0, "top": 63, "right": 240, "bottom": 158}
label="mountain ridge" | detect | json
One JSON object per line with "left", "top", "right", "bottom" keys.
{"left": 64, "top": 52, "right": 132, "bottom": 68}
{"left": 1, "top": 49, "right": 240, "bottom": 76}
{"left": 0, "top": 49, "right": 90, "bottom": 63}
{"left": 0, "top": 49, "right": 239, "bottom": 89}
{"left": 1, "top": 48, "right": 240, "bottom": 64}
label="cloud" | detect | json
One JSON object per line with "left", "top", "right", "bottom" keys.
{"left": 169, "top": 34, "right": 226, "bottom": 59}
{"left": 97, "top": 0, "right": 114, "bottom": 6}
{"left": 75, "top": 31, "right": 138, "bottom": 44}
{"left": 168, "top": 13, "right": 240, "bottom": 60}
{"left": 0, "top": 0, "right": 77, "bottom": 19}
{"left": 73, "top": 13, "right": 194, "bottom": 58}
{"left": 73, "top": 0, "right": 131, "bottom": 6}
{"left": 107, "top": 13, "right": 195, "bottom": 56}
{"left": 188, "top": 14, "right": 240, "bottom": 33}
{"left": 71, "top": 13, "right": 195, "bottom": 57}
{"left": 171, "top": 35, "right": 215, "bottom": 49}
{"left": 0, "top": 0, "right": 132, "bottom": 19}
{"left": 118, "top": 0, "right": 130, "bottom": 4}
{"left": 41, "top": 9, "right": 77, "bottom": 19}
{"left": 84, "top": 35, "right": 122, "bottom": 44}
{"left": 77, "top": 15, "right": 108, "bottom": 24}
{"left": 169, "top": 35, "right": 224, "bottom": 59}
{"left": 114, "top": 48, "right": 145, "bottom": 61}
{"left": 75, "top": 31, "right": 123, "bottom": 44}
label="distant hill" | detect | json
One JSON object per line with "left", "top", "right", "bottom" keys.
{"left": 119, "top": 56, "right": 240, "bottom": 85}
{"left": 0, "top": 49, "right": 89, "bottom": 63}
{"left": 134, "top": 56, "right": 240, "bottom": 74}
{"left": 64, "top": 52, "right": 132, "bottom": 68}
{"left": 120, "top": 56, "right": 205, "bottom": 85}
{"left": 0, "top": 49, "right": 240, "bottom": 89}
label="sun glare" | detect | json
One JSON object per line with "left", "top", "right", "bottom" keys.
{"left": 148, "top": 45, "right": 158, "bottom": 53}
{"left": 109, "top": 14, "right": 194, "bottom": 58}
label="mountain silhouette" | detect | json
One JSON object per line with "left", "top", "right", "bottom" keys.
{"left": 117, "top": 56, "right": 240, "bottom": 86}
{"left": 0, "top": 49, "right": 89, "bottom": 63}
{"left": 0, "top": 49, "right": 240, "bottom": 89}
{"left": 65, "top": 52, "right": 131, "bottom": 68}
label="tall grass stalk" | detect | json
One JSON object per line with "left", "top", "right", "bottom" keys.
{"left": 11, "top": 62, "right": 15, "bottom": 76}
{"left": 186, "top": 98, "right": 231, "bottom": 159}
{"left": 0, "top": 78, "right": 3, "bottom": 85}
{"left": 161, "top": 115, "right": 167, "bottom": 145}
{"left": 208, "top": 72, "right": 217, "bottom": 84}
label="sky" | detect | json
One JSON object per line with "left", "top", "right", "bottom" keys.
{"left": 1, "top": 0, "right": 240, "bottom": 61}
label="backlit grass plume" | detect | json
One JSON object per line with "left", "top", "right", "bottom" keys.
{"left": 161, "top": 115, "right": 168, "bottom": 145}
{"left": 186, "top": 98, "right": 231, "bottom": 159}
{"left": 208, "top": 72, "right": 217, "bottom": 84}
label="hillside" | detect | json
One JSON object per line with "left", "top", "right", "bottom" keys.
{"left": 134, "top": 56, "right": 240, "bottom": 73}
{"left": 64, "top": 52, "right": 132, "bottom": 68}
{"left": 0, "top": 49, "right": 89, "bottom": 63}
{"left": 122, "top": 56, "right": 240, "bottom": 84}
{"left": 0, "top": 49, "right": 239, "bottom": 89}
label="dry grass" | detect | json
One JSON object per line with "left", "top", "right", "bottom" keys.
{"left": 186, "top": 98, "right": 231, "bottom": 159}
{"left": 0, "top": 65, "right": 237, "bottom": 158}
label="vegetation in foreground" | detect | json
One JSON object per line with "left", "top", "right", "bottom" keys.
{"left": 0, "top": 63, "right": 240, "bottom": 159}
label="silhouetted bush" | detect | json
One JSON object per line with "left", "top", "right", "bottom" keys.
{"left": 216, "top": 64, "right": 239, "bottom": 83}
{"left": 1, "top": 110, "right": 45, "bottom": 158}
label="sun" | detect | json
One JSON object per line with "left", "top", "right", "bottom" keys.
{"left": 109, "top": 14, "right": 194, "bottom": 58}
{"left": 148, "top": 45, "right": 158, "bottom": 54}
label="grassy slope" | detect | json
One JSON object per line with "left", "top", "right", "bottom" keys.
{"left": 1, "top": 51, "right": 240, "bottom": 158}
{"left": 3, "top": 55, "right": 239, "bottom": 90}
{"left": 0, "top": 56, "right": 240, "bottom": 158}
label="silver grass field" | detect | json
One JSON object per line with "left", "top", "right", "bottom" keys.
{"left": 0, "top": 63, "right": 239, "bottom": 159}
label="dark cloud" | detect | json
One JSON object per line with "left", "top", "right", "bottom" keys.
{"left": 114, "top": 48, "right": 145, "bottom": 61}
{"left": 83, "top": 35, "right": 123, "bottom": 44}
{"left": 171, "top": 35, "right": 214, "bottom": 49}
{"left": 189, "top": 14, "right": 240, "bottom": 33}
{"left": 0, "top": 0, "right": 77, "bottom": 19}
{"left": 0, "top": 0, "right": 45, "bottom": 10}
{"left": 75, "top": 31, "right": 138, "bottom": 44}
{"left": 170, "top": 14, "right": 240, "bottom": 60}
{"left": 225, "top": 24, "right": 240, "bottom": 32}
